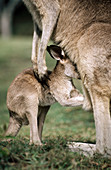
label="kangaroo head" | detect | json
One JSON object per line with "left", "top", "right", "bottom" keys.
{"left": 47, "top": 45, "right": 80, "bottom": 79}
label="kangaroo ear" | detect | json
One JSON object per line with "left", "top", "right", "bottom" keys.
{"left": 47, "top": 45, "right": 65, "bottom": 61}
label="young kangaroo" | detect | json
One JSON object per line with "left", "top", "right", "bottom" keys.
{"left": 5, "top": 45, "right": 83, "bottom": 145}
{"left": 22, "top": 0, "right": 111, "bottom": 156}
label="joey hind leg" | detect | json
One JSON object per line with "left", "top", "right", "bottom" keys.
{"left": 26, "top": 107, "right": 42, "bottom": 145}
{"left": 5, "top": 111, "right": 22, "bottom": 137}
{"left": 38, "top": 106, "right": 50, "bottom": 141}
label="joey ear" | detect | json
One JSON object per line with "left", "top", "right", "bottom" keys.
{"left": 47, "top": 45, "right": 65, "bottom": 61}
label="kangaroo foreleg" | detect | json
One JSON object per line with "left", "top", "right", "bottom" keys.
{"left": 31, "top": 23, "right": 40, "bottom": 72}
{"left": 37, "top": 3, "right": 60, "bottom": 79}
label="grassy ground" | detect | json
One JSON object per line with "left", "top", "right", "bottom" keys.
{"left": 0, "top": 37, "right": 111, "bottom": 169}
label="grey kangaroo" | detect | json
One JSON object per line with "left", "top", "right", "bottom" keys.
{"left": 5, "top": 45, "right": 83, "bottom": 145}
{"left": 22, "top": 0, "right": 111, "bottom": 156}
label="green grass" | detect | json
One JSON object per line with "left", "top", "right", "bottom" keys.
{"left": 0, "top": 37, "right": 111, "bottom": 169}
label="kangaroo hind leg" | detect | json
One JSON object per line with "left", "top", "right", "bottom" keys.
{"left": 91, "top": 91, "right": 111, "bottom": 157}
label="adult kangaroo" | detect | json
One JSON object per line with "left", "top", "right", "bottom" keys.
{"left": 23, "top": 0, "right": 111, "bottom": 157}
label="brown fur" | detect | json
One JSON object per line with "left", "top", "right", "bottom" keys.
{"left": 22, "top": 0, "right": 111, "bottom": 156}
{"left": 5, "top": 45, "right": 83, "bottom": 145}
